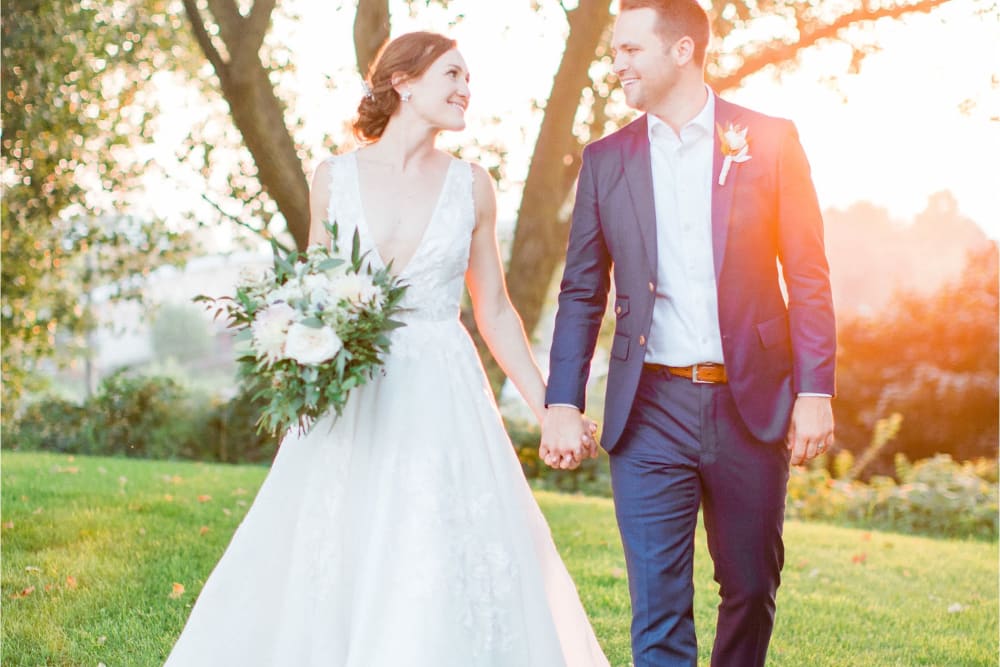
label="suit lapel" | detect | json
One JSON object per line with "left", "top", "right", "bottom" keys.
{"left": 621, "top": 115, "right": 658, "bottom": 275}
{"left": 711, "top": 97, "right": 741, "bottom": 281}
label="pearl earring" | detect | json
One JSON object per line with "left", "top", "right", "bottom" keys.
{"left": 401, "top": 90, "right": 412, "bottom": 102}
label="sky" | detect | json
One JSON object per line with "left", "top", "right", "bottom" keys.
{"left": 144, "top": 0, "right": 1000, "bottom": 246}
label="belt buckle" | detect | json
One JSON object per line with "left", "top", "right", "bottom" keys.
{"left": 691, "top": 364, "right": 710, "bottom": 384}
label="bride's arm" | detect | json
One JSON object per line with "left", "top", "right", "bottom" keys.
{"left": 464, "top": 163, "right": 547, "bottom": 424}
{"left": 307, "top": 159, "right": 334, "bottom": 248}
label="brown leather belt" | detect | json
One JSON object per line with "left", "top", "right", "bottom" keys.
{"left": 643, "top": 362, "right": 728, "bottom": 384}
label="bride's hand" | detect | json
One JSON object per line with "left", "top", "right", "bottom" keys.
{"left": 581, "top": 416, "right": 600, "bottom": 459}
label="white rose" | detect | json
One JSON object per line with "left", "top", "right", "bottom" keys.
{"left": 251, "top": 302, "right": 296, "bottom": 362}
{"left": 284, "top": 323, "right": 343, "bottom": 366}
{"left": 723, "top": 126, "right": 748, "bottom": 153}
{"left": 330, "top": 273, "right": 365, "bottom": 304}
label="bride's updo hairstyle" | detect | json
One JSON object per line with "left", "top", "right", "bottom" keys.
{"left": 353, "top": 31, "right": 457, "bottom": 143}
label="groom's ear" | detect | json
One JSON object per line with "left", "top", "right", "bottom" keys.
{"left": 672, "top": 36, "right": 696, "bottom": 67}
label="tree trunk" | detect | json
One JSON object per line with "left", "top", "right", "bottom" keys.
{"left": 354, "top": 0, "right": 390, "bottom": 76}
{"left": 504, "top": 0, "right": 613, "bottom": 339}
{"left": 467, "top": 0, "right": 613, "bottom": 394}
{"left": 184, "top": 0, "right": 312, "bottom": 250}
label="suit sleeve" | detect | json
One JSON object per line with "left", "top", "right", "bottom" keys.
{"left": 775, "top": 120, "right": 837, "bottom": 396}
{"left": 545, "top": 146, "right": 613, "bottom": 410}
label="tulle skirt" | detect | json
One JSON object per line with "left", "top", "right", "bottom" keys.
{"left": 164, "top": 318, "right": 609, "bottom": 666}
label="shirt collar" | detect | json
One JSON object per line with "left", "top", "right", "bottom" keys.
{"left": 647, "top": 85, "right": 715, "bottom": 143}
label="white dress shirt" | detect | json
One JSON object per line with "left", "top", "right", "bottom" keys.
{"left": 644, "top": 90, "right": 723, "bottom": 366}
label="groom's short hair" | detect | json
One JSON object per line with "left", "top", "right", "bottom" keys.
{"left": 619, "top": 0, "right": 711, "bottom": 66}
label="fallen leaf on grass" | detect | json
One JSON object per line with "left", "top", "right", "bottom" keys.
{"left": 232, "top": 488, "right": 248, "bottom": 496}
{"left": 199, "top": 526, "right": 210, "bottom": 536}
{"left": 222, "top": 508, "right": 232, "bottom": 516}
{"left": 851, "top": 552, "right": 867, "bottom": 564}
{"left": 44, "top": 583, "right": 54, "bottom": 592}
{"left": 947, "top": 603, "right": 964, "bottom": 613}
{"left": 2, "top": 521, "right": 13, "bottom": 530}
{"left": 98, "top": 635, "right": 107, "bottom": 644}
{"left": 10, "top": 586, "right": 35, "bottom": 599}
{"left": 164, "top": 494, "right": 174, "bottom": 502}
{"left": 197, "top": 495, "right": 212, "bottom": 503}
{"left": 169, "top": 583, "right": 185, "bottom": 599}
{"left": 66, "top": 575, "right": 78, "bottom": 589}
{"left": 861, "top": 532, "right": 871, "bottom": 541}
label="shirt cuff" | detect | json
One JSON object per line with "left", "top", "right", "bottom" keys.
{"left": 797, "top": 393, "right": 833, "bottom": 398}
{"left": 547, "top": 403, "right": 582, "bottom": 411}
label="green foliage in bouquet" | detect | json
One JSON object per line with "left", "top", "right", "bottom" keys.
{"left": 198, "top": 224, "right": 407, "bottom": 436}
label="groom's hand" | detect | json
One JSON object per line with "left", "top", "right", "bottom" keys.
{"left": 540, "top": 406, "right": 587, "bottom": 470}
{"left": 787, "top": 396, "right": 835, "bottom": 466}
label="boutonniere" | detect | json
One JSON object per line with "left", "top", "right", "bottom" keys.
{"left": 717, "top": 123, "right": 751, "bottom": 186}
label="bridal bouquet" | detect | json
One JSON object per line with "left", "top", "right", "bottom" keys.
{"left": 198, "top": 224, "right": 407, "bottom": 436}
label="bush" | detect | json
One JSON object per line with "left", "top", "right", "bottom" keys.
{"left": 787, "top": 453, "right": 998, "bottom": 540}
{"left": 6, "top": 372, "right": 277, "bottom": 464}
{"left": 89, "top": 372, "right": 207, "bottom": 459}
{"left": 6, "top": 397, "right": 89, "bottom": 453}
{"left": 200, "top": 386, "right": 278, "bottom": 464}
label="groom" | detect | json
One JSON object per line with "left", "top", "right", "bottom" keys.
{"left": 540, "top": 1, "right": 836, "bottom": 665}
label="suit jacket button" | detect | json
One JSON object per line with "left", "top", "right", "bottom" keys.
{"left": 615, "top": 305, "right": 622, "bottom": 314}
{"left": 638, "top": 335, "right": 646, "bottom": 346}
{"left": 648, "top": 282, "right": 655, "bottom": 292}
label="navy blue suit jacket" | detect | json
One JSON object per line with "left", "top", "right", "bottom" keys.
{"left": 546, "top": 97, "right": 836, "bottom": 450}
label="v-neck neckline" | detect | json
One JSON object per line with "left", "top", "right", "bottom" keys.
{"left": 351, "top": 151, "right": 455, "bottom": 279}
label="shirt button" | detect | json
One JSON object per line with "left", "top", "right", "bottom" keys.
{"left": 639, "top": 335, "right": 646, "bottom": 346}
{"left": 648, "top": 282, "right": 655, "bottom": 292}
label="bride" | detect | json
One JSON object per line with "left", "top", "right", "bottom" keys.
{"left": 164, "top": 31, "right": 609, "bottom": 666}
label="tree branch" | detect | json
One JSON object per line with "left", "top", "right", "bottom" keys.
{"left": 199, "top": 193, "right": 293, "bottom": 254}
{"left": 712, "top": 0, "right": 952, "bottom": 91}
{"left": 181, "top": 0, "right": 227, "bottom": 75}
{"left": 245, "top": 0, "right": 277, "bottom": 53}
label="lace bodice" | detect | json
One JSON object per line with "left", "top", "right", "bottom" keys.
{"left": 322, "top": 152, "right": 475, "bottom": 324}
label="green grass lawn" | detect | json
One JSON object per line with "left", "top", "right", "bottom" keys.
{"left": 2, "top": 451, "right": 996, "bottom": 666}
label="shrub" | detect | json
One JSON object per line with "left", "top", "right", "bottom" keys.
{"left": 787, "top": 454, "right": 998, "bottom": 540}
{"left": 5, "top": 397, "right": 89, "bottom": 453}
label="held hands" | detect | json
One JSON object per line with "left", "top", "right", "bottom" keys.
{"left": 786, "top": 395, "right": 835, "bottom": 466}
{"left": 539, "top": 406, "right": 600, "bottom": 470}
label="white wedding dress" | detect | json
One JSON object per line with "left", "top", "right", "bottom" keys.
{"left": 164, "top": 152, "right": 610, "bottom": 667}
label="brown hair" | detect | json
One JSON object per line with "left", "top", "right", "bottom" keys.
{"left": 619, "top": 0, "right": 710, "bottom": 66}
{"left": 353, "top": 31, "right": 457, "bottom": 142}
